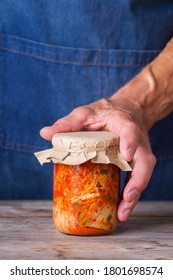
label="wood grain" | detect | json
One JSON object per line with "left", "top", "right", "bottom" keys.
{"left": 0, "top": 201, "right": 172, "bottom": 260}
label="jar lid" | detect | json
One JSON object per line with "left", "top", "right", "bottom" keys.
{"left": 34, "top": 131, "right": 132, "bottom": 171}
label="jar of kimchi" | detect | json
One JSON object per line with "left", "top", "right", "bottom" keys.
{"left": 35, "top": 131, "right": 132, "bottom": 235}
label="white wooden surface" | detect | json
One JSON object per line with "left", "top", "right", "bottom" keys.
{"left": 0, "top": 201, "right": 172, "bottom": 260}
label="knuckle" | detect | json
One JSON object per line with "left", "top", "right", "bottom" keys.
{"left": 125, "top": 136, "right": 137, "bottom": 147}
{"left": 99, "top": 98, "right": 112, "bottom": 108}
{"left": 128, "top": 121, "right": 139, "bottom": 132}
{"left": 137, "top": 177, "right": 148, "bottom": 191}
{"left": 72, "top": 106, "right": 88, "bottom": 115}
{"left": 147, "top": 153, "right": 157, "bottom": 167}
{"left": 120, "top": 124, "right": 139, "bottom": 146}
{"left": 71, "top": 106, "right": 91, "bottom": 119}
{"left": 122, "top": 121, "right": 140, "bottom": 136}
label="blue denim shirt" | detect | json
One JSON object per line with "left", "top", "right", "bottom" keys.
{"left": 0, "top": 0, "right": 173, "bottom": 199}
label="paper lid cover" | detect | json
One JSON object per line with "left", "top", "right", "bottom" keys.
{"left": 34, "top": 131, "right": 132, "bottom": 171}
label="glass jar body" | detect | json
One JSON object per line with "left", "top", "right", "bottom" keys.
{"left": 53, "top": 160, "right": 120, "bottom": 235}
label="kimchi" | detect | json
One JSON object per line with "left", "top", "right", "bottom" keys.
{"left": 53, "top": 160, "right": 120, "bottom": 235}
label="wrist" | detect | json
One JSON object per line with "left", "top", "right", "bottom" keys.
{"left": 111, "top": 38, "right": 173, "bottom": 130}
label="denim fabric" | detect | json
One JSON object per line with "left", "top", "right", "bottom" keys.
{"left": 0, "top": 0, "right": 173, "bottom": 199}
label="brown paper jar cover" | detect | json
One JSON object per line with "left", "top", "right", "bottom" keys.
{"left": 34, "top": 131, "right": 132, "bottom": 171}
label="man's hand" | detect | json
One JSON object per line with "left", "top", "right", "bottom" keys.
{"left": 40, "top": 95, "right": 156, "bottom": 222}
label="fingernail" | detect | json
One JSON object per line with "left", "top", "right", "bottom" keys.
{"left": 128, "top": 189, "right": 139, "bottom": 202}
{"left": 123, "top": 209, "right": 131, "bottom": 221}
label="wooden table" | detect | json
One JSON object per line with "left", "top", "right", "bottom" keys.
{"left": 0, "top": 201, "right": 172, "bottom": 260}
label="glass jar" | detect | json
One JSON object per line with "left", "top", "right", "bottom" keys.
{"left": 35, "top": 131, "right": 132, "bottom": 236}
{"left": 53, "top": 160, "right": 120, "bottom": 235}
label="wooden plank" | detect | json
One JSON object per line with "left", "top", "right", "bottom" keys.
{"left": 0, "top": 201, "right": 172, "bottom": 260}
{"left": 0, "top": 200, "right": 52, "bottom": 218}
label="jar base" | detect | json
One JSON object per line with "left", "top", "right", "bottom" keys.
{"left": 55, "top": 224, "right": 117, "bottom": 236}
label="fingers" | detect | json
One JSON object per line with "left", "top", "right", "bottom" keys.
{"left": 117, "top": 147, "right": 156, "bottom": 221}
{"left": 117, "top": 199, "right": 139, "bottom": 222}
{"left": 40, "top": 106, "right": 93, "bottom": 140}
{"left": 40, "top": 98, "right": 114, "bottom": 141}
{"left": 118, "top": 122, "right": 140, "bottom": 162}
{"left": 105, "top": 111, "right": 141, "bottom": 162}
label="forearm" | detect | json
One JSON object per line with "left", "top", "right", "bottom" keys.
{"left": 111, "top": 37, "right": 173, "bottom": 130}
